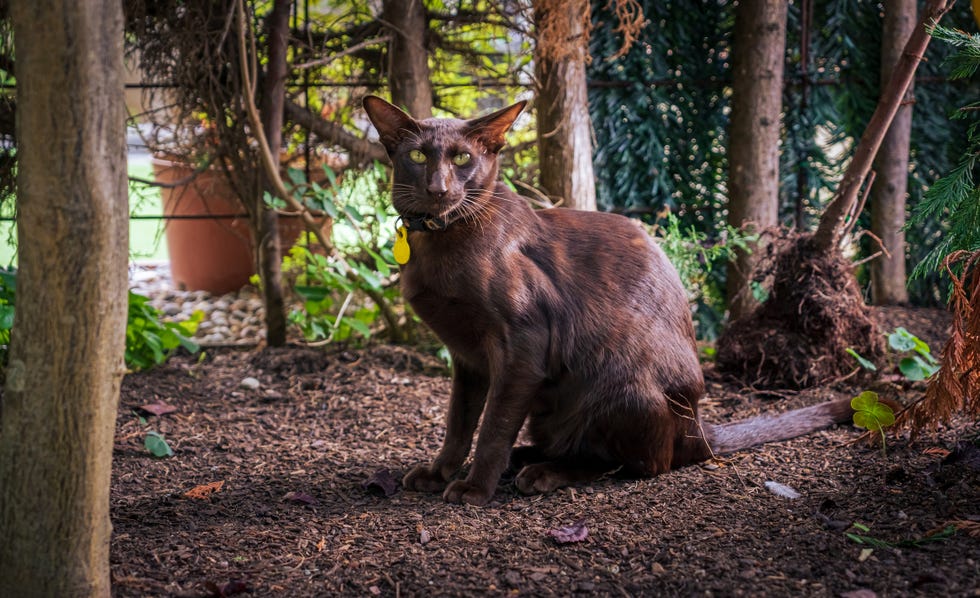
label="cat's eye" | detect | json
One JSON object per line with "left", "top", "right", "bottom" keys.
{"left": 408, "top": 149, "right": 427, "bottom": 164}
{"left": 452, "top": 152, "right": 471, "bottom": 166}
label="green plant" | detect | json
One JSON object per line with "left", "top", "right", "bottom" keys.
{"left": 126, "top": 291, "right": 202, "bottom": 371}
{"left": 143, "top": 430, "right": 174, "bottom": 458}
{"left": 847, "top": 327, "right": 939, "bottom": 381}
{"left": 0, "top": 268, "right": 15, "bottom": 357}
{"left": 845, "top": 521, "right": 956, "bottom": 548}
{"left": 274, "top": 163, "right": 404, "bottom": 344}
{"left": 909, "top": 25, "right": 980, "bottom": 287}
{"left": 845, "top": 348, "right": 877, "bottom": 371}
{"left": 887, "top": 327, "right": 940, "bottom": 381}
{"left": 1, "top": 277, "right": 201, "bottom": 370}
{"left": 851, "top": 390, "right": 897, "bottom": 454}
{"left": 647, "top": 211, "right": 757, "bottom": 340}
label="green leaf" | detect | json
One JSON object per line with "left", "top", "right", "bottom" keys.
{"left": 0, "top": 304, "right": 15, "bottom": 329}
{"left": 286, "top": 167, "right": 307, "bottom": 185}
{"left": 851, "top": 391, "right": 896, "bottom": 432}
{"left": 365, "top": 247, "right": 391, "bottom": 278}
{"left": 144, "top": 431, "right": 174, "bottom": 458}
{"left": 345, "top": 317, "right": 372, "bottom": 338}
{"left": 899, "top": 356, "right": 938, "bottom": 381}
{"left": 846, "top": 348, "right": 877, "bottom": 371}
{"left": 888, "top": 327, "right": 917, "bottom": 352}
{"left": 295, "top": 285, "right": 331, "bottom": 302}
{"left": 263, "top": 190, "right": 287, "bottom": 211}
{"left": 320, "top": 199, "right": 338, "bottom": 220}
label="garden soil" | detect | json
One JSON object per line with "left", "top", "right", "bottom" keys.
{"left": 110, "top": 307, "right": 979, "bottom": 597}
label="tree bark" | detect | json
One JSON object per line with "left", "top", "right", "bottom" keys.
{"left": 534, "top": 0, "right": 596, "bottom": 211}
{"left": 256, "top": 0, "right": 291, "bottom": 346}
{"left": 382, "top": 0, "right": 433, "bottom": 118}
{"left": 870, "top": 0, "right": 915, "bottom": 305}
{"left": 725, "top": 0, "right": 787, "bottom": 320}
{"left": 0, "top": 1, "right": 128, "bottom": 595}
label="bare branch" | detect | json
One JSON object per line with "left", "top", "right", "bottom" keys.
{"left": 283, "top": 99, "right": 387, "bottom": 166}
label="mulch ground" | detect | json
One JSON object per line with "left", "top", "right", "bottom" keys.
{"left": 110, "top": 307, "right": 980, "bottom": 597}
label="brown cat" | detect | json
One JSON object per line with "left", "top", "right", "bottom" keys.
{"left": 362, "top": 95, "right": 857, "bottom": 507}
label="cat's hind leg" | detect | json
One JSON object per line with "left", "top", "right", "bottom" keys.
{"left": 514, "top": 455, "right": 617, "bottom": 495}
{"left": 508, "top": 445, "right": 548, "bottom": 471}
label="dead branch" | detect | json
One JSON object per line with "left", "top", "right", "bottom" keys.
{"left": 283, "top": 99, "right": 387, "bottom": 167}
{"left": 812, "top": 0, "right": 950, "bottom": 251}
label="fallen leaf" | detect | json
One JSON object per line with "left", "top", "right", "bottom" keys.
{"left": 316, "top": 538, "right": 326, "bottom": 552}
{"left": 362, "top": 468, "right": 399, "bottom": 497}
{"left": 923, "top": 447, "right": 952, "bottom": 458}
{"left": 137, "top": 401, "right": 177, "bottom": 417}
{"left": 548, "top": 518, "right": 589, "bottom": 544}
{"left": 764, "top": 480, "right": 801, "bottom": 499}
{"left": 283, "top": 491, "right": 317, "bottom": 505}
{"left": 184, "top": 481, "right": 224, "bottom": 500}
{"left": 857, "top": 548, "right": 874, "bottom": 562}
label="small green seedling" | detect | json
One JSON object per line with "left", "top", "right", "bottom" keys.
{"left": 851, "top": 391, "right": 896, "bottom": 454}
{"left": 846, "top": 327, "right": 940, "bottom": 382}
{"left": 887, "top": 327, "right": 939, "bottom": 381}
{"left": 845, "top": 522, "right": 956, "bottom": 548}
{"left": 144, "top": 431, "right": 174, "bottom": 458}
{"left": 846, "top": 348, "right": 877, "bottom": 371}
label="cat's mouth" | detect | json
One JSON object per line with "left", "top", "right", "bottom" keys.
{"left": 400, "top": 197, "right": 468, "bottom": 231}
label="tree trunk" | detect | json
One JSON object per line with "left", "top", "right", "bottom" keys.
{"left": 534, "top": 0, "right": 596, "bottom": 211}
{"left": 725, "top": 0, "right": 787, "bottom": 320}
{"left": 382, "top": 0, "right": 433, "bottom": 118}
{"left": 256, "top": 0, "right": 291, "bottom": 346}
{"left": 0, "top": 1, "right": 128, "bottom": 595}
{"left": 870, "top": 0, "right": 915, "bottom": 305}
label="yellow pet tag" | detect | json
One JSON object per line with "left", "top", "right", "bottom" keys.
{"left": 393, "top": 225, "right": 410, "bottom": 265}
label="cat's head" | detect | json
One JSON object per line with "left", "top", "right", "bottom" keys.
{"left": 363, "top": 96, "right": 526, "bottom": 226}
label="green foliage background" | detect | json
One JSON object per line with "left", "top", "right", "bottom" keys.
{"left": 588, "top": 0, "right": 980, "bottom": 306}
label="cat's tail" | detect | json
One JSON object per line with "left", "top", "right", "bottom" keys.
{"left": 704, "top": 398, "right": 857, "bottom": 455}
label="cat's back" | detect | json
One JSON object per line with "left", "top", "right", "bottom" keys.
{"left": 531, "top": 207, "right": 682, "bottom": 297}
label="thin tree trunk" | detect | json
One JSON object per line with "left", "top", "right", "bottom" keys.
{"left": 383, "top": 0, "right": 432, "bottom": 118}
{"left": 0, "top": 0, "right": 128, "bottom": 595}
{"left": 257, "top": 0, "right": 291, "bottom": 346}
{"left": 871, "top": 0, "right": 915, "bottom": 305}
{"left": 812, "top": 0, "right": 950, "bottom": 251}
{"left": 725, "top": 0, "right": 787, "bottom": 320}
{"left": 534, "top": 0, "right": 596, "bottom": 211}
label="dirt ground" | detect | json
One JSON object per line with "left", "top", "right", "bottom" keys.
{"left": 110, "top": 307, "right": 979, "bottom": 597}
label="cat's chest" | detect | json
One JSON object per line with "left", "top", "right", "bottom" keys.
{"left": 399, "top": 241, "right": 535, "bottom": 357}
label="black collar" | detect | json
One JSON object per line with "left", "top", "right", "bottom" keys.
{"left": 402, "top": 214, "right": 449, "bottom": 232}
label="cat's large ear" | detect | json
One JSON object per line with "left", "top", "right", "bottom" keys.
{"left": 362, "top": 95, "right": 422, "bottom": 153}
{"left": 464, "top": 100, "right": 527, "bottom": 153}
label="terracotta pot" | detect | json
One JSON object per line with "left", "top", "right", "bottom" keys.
{"left": 152, "top": 157, "right": 317, "bottom": 295}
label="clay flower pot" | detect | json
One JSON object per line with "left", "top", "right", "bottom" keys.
{"left": 152, "top": 157, "right": 314, "bottom": 295}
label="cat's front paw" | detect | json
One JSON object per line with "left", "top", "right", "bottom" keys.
{"left": 443, "top": 479, "right": 493, "bottom": 506}
{"left": 403, "top": 464, "right": 449, "bottom": 493}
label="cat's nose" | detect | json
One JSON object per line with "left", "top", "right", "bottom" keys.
{"left": 427, "top": 180, "right": 448, "bottom": 199}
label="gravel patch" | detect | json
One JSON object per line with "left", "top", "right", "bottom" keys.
{"left": 128, "top": 261, "right": 268, "bottom": 346}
